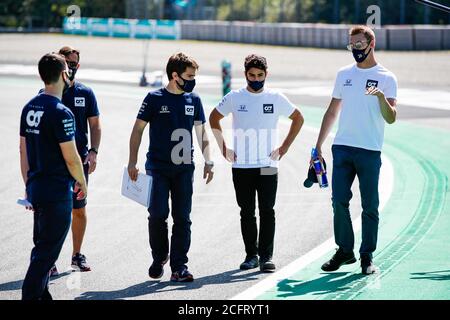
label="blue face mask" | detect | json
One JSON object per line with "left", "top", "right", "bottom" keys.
{"left": 247, "top": 79, "right": 265, "bottom": 92}
{"left": 176, "top": 75, "right": 196, "bottom": 93}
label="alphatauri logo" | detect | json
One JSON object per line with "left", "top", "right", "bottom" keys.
{"left": 74, "top": 97, "right": 85, "bottom": 107}
{"left": 185, "top": 105, "right": 194, "bottom": 116}
{"left": 26, "top": 110, "right": 44, "bottom": 127}
{"left": 366, "top": 79, "right": 379, "bottom": 89}
{"left": 263, "top": 104, "right": 274, "bottom": 114}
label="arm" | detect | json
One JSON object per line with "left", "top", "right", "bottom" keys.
{"left": 194, "top": 123, "right": 211, "bottom": 162}
{"left": 271, "top": 109, "right": 304, "bottom": 160}
{"left": 366, "top": 87, "right": 397, "bottom": 124}
{"left": 60, "top": 140, "right": 87, "bottom": 200}
{"left": 19, "top": 136, "right": 33, "bottom": 210}
{"left": 19, "top": 137, "right": 29, "bottom": 185}
{"left": 315, "top": 98, "right": 342, "bottom": 158}
{"left": 209, "top": 108, "right": 236, "bottom": 162}
{"left": 85, "top": 116, "right": 102, "bottom": 174}
{"left": 194, "top": 123, "right": 214, "bottom": 184}
{"left": 128, "top": 119, "right": 148, "bottom": 181}
{"left": 380, "top": 97, "right": 397, "bottom": 124}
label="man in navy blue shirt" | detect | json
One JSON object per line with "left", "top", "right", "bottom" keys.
{"left": 48, "top": 46, "right": 101, "bottom": 274}
{"left": 128, "top": 52, "right": 214, "bottom": 282}
{"left": 20, "top": 53, "right": 87, "bottom": 300}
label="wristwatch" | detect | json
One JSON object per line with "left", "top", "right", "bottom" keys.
{"left": 205, "top": 160, "right": 214, "bottom": 167}
{"left": 88, "top": 147, "right": 98, "bottom": 154}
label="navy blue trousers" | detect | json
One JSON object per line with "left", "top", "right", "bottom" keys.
{"left": 22, "top": 200, "right": 72, "bottom": 300}
{"left": 331, "top": 145, "right": 381, "bottom": 259}
{"left": 146, "top": 166, "right": 194, "bottom": 272}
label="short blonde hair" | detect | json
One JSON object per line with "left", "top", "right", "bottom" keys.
{"left": 349, "top": 25, "right": 376, "bottom": 42}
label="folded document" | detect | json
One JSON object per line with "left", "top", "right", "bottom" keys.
{"left": 121, "top": 167, "right": 152, "bottom": 207}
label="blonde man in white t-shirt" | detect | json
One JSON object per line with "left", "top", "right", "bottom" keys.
{"left": 210, "top": 54, "right": 304, "bottom": 272}
{"left": 315, "top": 25, "right": 398, "bottom": 275}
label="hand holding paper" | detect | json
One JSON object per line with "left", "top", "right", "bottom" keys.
{"left": 121, "top": 167, "right": 152, "bottom": 207}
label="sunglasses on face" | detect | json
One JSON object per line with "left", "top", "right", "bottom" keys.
{"left": 347, "top": 40, "right": 371, "bottom": 51}
{"left": 67, "top": 61, "right": 78, "bottom": 68}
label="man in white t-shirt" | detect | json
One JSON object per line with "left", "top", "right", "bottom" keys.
{"left": 314, "top": 25, "right": 398, "bottom": 275}
{"left": 209, "top": 54, "right": 304, "bottom": 272}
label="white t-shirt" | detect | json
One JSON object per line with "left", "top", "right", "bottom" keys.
{"left": 216, "top": 87, "right": 296, "bottom": 168}
{"left": 332, "top": 63, "right": 398, "bottom": 151}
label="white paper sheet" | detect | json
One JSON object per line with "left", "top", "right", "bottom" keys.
{"left": 121, "top": 167, "right": 152, "bottom": 207}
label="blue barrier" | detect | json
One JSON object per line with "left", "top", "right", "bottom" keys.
{"left": 63, "top": 17, "right": 180, "bottom": 40}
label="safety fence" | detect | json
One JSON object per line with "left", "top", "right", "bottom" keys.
{"left": 62, "top": 18, "right": 450, "bottom": 50}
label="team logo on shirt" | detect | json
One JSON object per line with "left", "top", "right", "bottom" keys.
{"left": 160, "top": 106, "right": 170, "bottom": 114}
{"left": 26, "top": 110, "right": 44, "bottom": 127}
{"left": 344, "top": 79, "right": 353, "bottom": 87}
{"left": 74, "top": 97, "right": 85, "bottom": 107}
{"left": 185, "top": 105, "right": 194, "bottom": 116}
{"left": 263, "top": 104, "right": 274, "bottom": 114}
{"left": 366, "top": 79, "right": 379, "bottom": 89}
{"left": 238, "top": 105, "right": 248, "bottom": 112}
{"left": 25, "top": 110, "right": 44, "bottom": 134}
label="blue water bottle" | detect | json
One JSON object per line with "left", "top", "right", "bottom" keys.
{"left": 311, "top": 148, "right": 328, "bottom": 188}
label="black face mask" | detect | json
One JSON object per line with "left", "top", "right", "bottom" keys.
{"left": 352, "top": 44, "right": 372, "bottom": 63}
{"left": 247, "top": 79, "right": 265, "bottom": 92}
{"left": 67, "top": 61, "right": 78, "bottom": 81}
{"left": 68, "top": 67, "right": 78, "bottom": 81}
{"left": 176, "top": 75, "right": 196, "bottom": 93}
{"left": 63, "top": 72, "right": 71, "bottom": 94}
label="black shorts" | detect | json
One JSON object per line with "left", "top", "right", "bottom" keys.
{"left": 72, "top": 162, "right": 89, "bottom": 209}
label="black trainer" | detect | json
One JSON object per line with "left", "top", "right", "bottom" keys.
{"left": 148, "top": 256, "right": 169, "bottom": 279}
{"left": 321, "top": 248, "right": 356, "bottom": 272}
{"left": 170, "top": 267, "right": 194, "bottom": 282}
{"left": 239, "top": 256, "right": 259, "bottom": 270}
{"left": 71, "top": 253, "right": 91, "bottom": 272}
{"left": 361, "top": 256, "right": 378, "bottom": 275}
{"left": 260, "top": 258, "right": 276, "bottom": 273}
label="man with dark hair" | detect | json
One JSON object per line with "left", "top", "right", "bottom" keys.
{"left": 48, "top": 46, "right": 101, "bottom": 276}
{"left": 209, "top": 54, "right": 304, "bottom": 272}
{"left": 20, "top": 53, "right": 87, "bottom": 299}
{"left": 315, "top": 25, "right": 397, "bottom": 275}
{"left": 128, "top": 52, "right": 214, "bottom": 282}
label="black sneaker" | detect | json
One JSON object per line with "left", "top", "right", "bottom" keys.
{"left": 148, "top": 256, "right": 169, "bottom": 279}
{"left": 321, "top": 248, "right": 356, "bottom": 272}
{"left": 71, "top": 253, "right": 91, "bottom": 272}
{"left": 170, "top": 267, "right": 194, "bottom": 282}
{"left": 361, "top": 256, "right": 378, "bottom": 275}
{"left": 260, "top": 258, "right": 276, "bottom": 273}
{"left": 239, "top": 256, "right": 259, "bottom": 270}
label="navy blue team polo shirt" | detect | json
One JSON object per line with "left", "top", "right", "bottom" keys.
{"left": 20, "top": 93, "right": 76, "bottom": 204}
{"left": 137, "top": 88, "right": 206, "bottom": 170}
{"left": 62, "top": 81, "right": 99, "bottom": 158}
{"left": 39, "top": 82, "right": 99, "bottom": 158}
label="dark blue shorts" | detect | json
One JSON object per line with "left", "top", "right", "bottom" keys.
{"left": 72, "top": 162, "right": 89, "bottom": 209}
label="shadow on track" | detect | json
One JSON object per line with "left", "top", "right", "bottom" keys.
{"left": 75, "top": 269, "right": 261, "bottom": 300}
